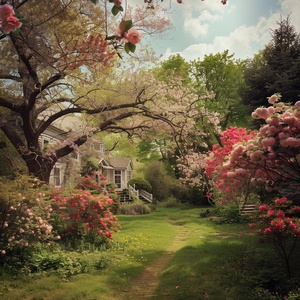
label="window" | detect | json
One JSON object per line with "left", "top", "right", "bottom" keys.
{"left": 53, "top": 167, "right": 61, "bottom": 187}
{"left": 114, "top": 170, "right": 121, "bottom": 188}
{"left": 99, "top": 143, "right": 105, "bottom": 153}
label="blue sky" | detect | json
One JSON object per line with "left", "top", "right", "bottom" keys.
{"left": 145, "top": 0, "right": 300, "bottom": 61}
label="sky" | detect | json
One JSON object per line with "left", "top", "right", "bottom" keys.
{"left": 145, "top": 0, "right": 300, "bottom": 62}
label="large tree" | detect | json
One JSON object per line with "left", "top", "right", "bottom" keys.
{"left": 0, "top": 0, "right": 180, "bottom": 183}
{"left": 242, "top": 16, "right": 300, "bottom": 109}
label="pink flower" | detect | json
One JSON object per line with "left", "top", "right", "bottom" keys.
{"left": 1, "top": 250, "right": 6, "bottom": 255}
{"left": 267, "top": 209, "right": 274, "bottom": 215}
{"left": 275, "top": 197, "right": 288, "bottom": 205}
{"left": 125, "top": 28, "right": 142, "bottom": 45}
{"left": 113, "top": 0, "right": 122, "bottom": 6}
{"left": 268, "top": 94, "right": 278, "bottom": 104}
{"left": 259, "top": 205, "right": 267, "bottom": 211}
{"left": 0, "top": 4, "right": 22, "bottom": 34}
{"left": 264, "top": 228, "right": 272, "bottom": 235}
{"left": 277, "top": 211, "right": 285, "bottom": 218}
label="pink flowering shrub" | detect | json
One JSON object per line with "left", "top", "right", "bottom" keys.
{"left": 226, "top": 94, "right": 300, "bottom": 194}
{"left": 50, "top": 188, "right": 121, "bottom": 248}
{"left": 0, "top": 4, "right": 22, "bottom": 34}
{"left": 204, "top": 127, "right": 257, "bottom": 206}
{"left": 0, "top": 176, "right": 58, "bottom": 258}
{"left": 250, "top": 197, "right": 300, "bottom": 277}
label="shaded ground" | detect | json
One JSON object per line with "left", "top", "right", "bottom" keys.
{"left": 122, "top": 221, "right": 189, "bottom": 299}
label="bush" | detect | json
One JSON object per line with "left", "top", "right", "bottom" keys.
{"left": 0, "top": 175, "right": 58, "bottom": 265}
{"left": 128, "top": 177, "right": 152, "bottom": 193}
{"left": 162, "top": 196, "right": 179, "bottom": 208}
{"left": 119, "top": 202, "right": 151, "bottom": 215}
{"left": 145, "top": 161, "right": 173, "bottom": 201}
{"left": 209, "top": 204, "right": 248, "bottom": 224}
{"left": 50, "top": 189, "right": 121, "bottom": 248}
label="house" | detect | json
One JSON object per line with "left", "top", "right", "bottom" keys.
{"left": 41, "top": 124, "right": 133, "bottom": 190}
{"left": 98, "top": 157, "right": 133, "bottom": 191}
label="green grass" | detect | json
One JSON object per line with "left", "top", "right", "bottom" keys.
{"left": 1, "top": 206, "right": 300, "bottom": 300}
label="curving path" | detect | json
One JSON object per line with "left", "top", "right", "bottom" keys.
{"left": 122, "top": 221, "right": 189, "bottom": 299}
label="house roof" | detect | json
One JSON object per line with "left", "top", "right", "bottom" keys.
{"left": 109, "top": 157, "right": 132, "bottom": 169}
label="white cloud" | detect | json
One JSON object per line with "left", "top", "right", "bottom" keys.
{"left": 183, "top": 10, "right": 222, "bottom": 37}
{"left": 163, "top": 1, "right": 300, "bottom": 62}
{"left": 280, "top": 0, "right": 300, "bottom": 31}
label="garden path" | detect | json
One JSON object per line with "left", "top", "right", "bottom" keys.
{"left": 122, "top": 220, "right": 189, "bottom": 299}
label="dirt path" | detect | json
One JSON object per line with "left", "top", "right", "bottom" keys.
{"left": 122, "top": 221, "right": 189, "bottom": 299}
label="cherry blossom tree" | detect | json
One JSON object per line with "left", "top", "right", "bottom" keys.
{"left": 0, "top": 0, "right": 178, "bottom": 183}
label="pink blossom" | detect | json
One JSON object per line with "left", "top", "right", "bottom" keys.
{"left": 1, "top": 250, "right": 6, "bottom": 255}
{"left": 264, "top": 227, "right": 272, "bottom": 235}
{"left": 0, "top": 4, "right": 22, "bottom": 34}
{"left": 259, "top": 205, "right": 267, "bottom": 211}
{"left": 267, "top": 209, "right": 274, "bottom": 215}
{"left": 113, "top": 0, "right": 122, "bottom": 6}
{"left": 268, "top": 94, "right": 278, "bottom": 104}
{"left": 125, "top": 28, "right": 142, "bottom": 45}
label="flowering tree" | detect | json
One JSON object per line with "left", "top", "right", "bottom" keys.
{"left": 0, "top": 0, "right": 181, "bottom": 183}
{"left": 251, "top": 197, "right": 300, "bottom": 277}
{"left": 224, "top": 94, "right": 300, "bottom": 199}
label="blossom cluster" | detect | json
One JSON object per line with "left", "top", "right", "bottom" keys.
{"left": 224, "top": 94, "right": 300, "bottom": 192}
{"left": 204, "top": 127, "right": 257, "bottom": 205}
{"left": 251, "top": 197, "right": 300, "bottom": 237}
{"left": 58, "top": 34, "right": 116, "bottom": 71}
{"left": 0, "top": 4, "right": 22, "bottom": 34}
{"left": 0, "top": 193, "right": 57, "bottom": 255}
{"left": 51, "top": 189, "right": 121, "bottom": 241}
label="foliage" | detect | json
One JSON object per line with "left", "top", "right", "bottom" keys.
{"left": 190, "top": 50, "right": 249, "bottom": 129}
{"left": 242, "top": 16, "right": 300, "bottom": 110}
{"left": 0, "top": 175, "right": 58, "bottom": 262}
{"left": 144, "top": 161, "right": 174, "bottom": 201}
{"left": 250, "top": 197, "right": 300, "bottom": 277}
{"left": 23, "top": 243, "right": 89, "bottom": 279}
{"left": 208, "top": 204, "right": 248, "bottom": 224}
{"left": 127, "top": 177, "right": 152, "bottom": 193}
{"left": 161, "top": 196, "right": 179, "bottom": 208}
{"left": 119, "top": 202, "right": 151, "bottom": 215}
{"left": 50, "top": 189, "right": 121, "bottom": 248}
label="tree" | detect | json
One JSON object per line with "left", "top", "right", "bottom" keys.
{"left": 242, "top": 16, "right": 300, "bottom": 110}
{"left": 0, "top": 1, "right": 179, "bottom": 183}
{"left": 190, "top": 50, "right": 250, "bottom": 130}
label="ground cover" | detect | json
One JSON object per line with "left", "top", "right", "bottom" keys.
{"left": 1, "top": 206, "right": 299, "bottom": 300}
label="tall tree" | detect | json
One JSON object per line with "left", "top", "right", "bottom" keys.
{"left": 190, "top": 50, "right": 249, "bottom": 130}
{"left": 242, "top": 16, "right": 300, "bottom": 109}
{"left": 0, "top": 0, "right": 177, "bottom": 183}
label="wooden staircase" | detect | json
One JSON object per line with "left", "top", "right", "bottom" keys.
{"left": 119, "top": 185, "right": 153, "bottom": 203}
{"left": 240, "top": 203, "right": 258, "bottom": 215}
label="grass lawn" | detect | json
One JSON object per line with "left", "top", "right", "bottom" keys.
{"left": 1, "top": 206, "right": 299, "bottom": 300}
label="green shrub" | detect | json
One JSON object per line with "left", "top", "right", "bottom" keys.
{"left": 119, "top": 202, "right": 151, "bottom": 215}
{"left": 209, "top": 204, "right": 248, "bottom": 224}
{"left": 144, "top": 161, "right": 173, "bottom": 200}
{"left": 128, "top": 177, "right": 152, "bottom": 193}
{"left": 162, "top": 196, "right": 179, "bottom": 208}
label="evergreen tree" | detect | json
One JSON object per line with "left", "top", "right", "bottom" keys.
{"left": 242, "top": 16, "right": 300, "bottom": 109}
